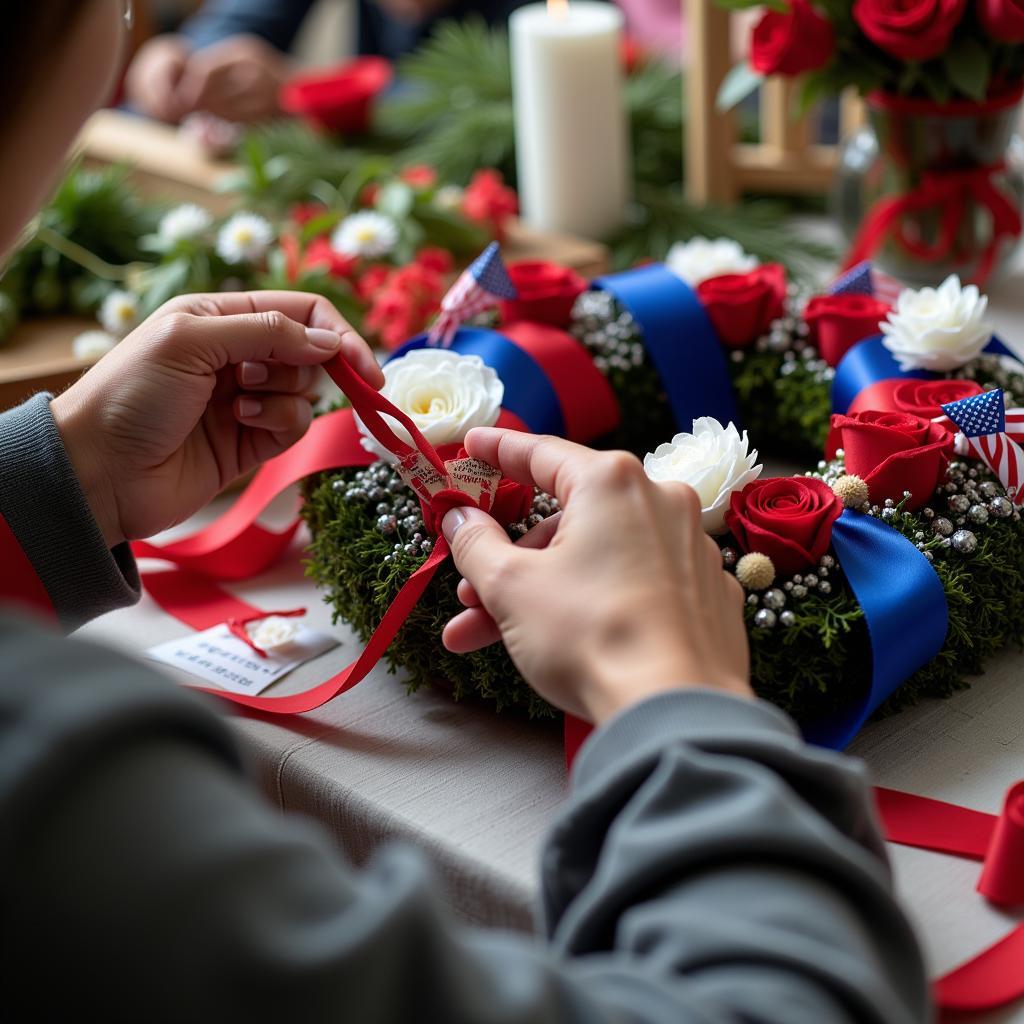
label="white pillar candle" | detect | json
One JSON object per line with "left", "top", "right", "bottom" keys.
{"left": 510, "top": 1, "right": 630, "bottom": 240}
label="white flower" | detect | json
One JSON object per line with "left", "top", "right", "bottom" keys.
{"left": 158, "top": 203, "right": 213, "bottom": 244}
{"left": 356, "top": 349, "right": 503, "bottom": 462}
{"left": 666, "top": 236, "right": 759, "bottom": 287}
{"left": 881, "top": 274, "right": 993, "bottom": 372}
{"left": 248, "top": 615, "right": 300, "bottom": 651}
{"left": 644, "top": 418, "right": 762, "bottom": 534}
{"left": 72, "top": 329, "right": 118, "bottom": 360}
{"left": 215, "top": 212, "right": 274, "bottom": 265}
{"left": 434, "top": 185, "right": 464, "bottom": 212}
{"left": 331, "top": 211, "right": 399, "bottom": 259}
{"left": 98, "top": 289, "right": 139, "bottom": 337}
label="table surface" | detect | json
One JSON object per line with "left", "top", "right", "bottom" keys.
{"left": 79, "top": 267, "right": 1024, "bottom": 1023}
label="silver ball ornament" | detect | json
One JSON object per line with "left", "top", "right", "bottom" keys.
{"left": 763, "top": 588, "right": 786, "bottom": 610}
{"left": 932, "top": 517, "right": 954, "bottom": 537}
{"left": 754, "top": 608, "right": 777, "bottom": 629}
{"left": 989, "top": 496, "right": 1013, "bottom": 519}
{"left": 951, "top": 529, "right": 978, "bottom": 554}
{"left": 968, "top": 504, "right": 989, "bottom": 525}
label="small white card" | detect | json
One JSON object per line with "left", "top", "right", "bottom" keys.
{"left": 145, "top": 624, "right": 338, "bottom": 695}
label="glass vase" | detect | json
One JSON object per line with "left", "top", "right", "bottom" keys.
{"left": 832, "top": 87, "right": 1024, "bottom": 288}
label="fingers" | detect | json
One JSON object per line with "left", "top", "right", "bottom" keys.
{"left": 234, "top": 394, "right": 313, "bottom": 435}
{"left": 442, "top": 607, "right": 502, "bottom": 654}
{"left": 162, "top": 292, "right": 383, "bottom": 387}
{"left": 442, "top": 506, "right": 518, "bottom": 610}
{"left": 236, "top": 361, "right": 320, "bottom": 397}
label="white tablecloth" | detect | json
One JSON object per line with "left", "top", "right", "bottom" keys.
{"left": 79, "top": 264, "right": 1024, "bottom": 1022}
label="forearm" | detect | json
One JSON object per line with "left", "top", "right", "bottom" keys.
{"left": 0, "top": 395, "right": 139, "bottom": 629}
{"left": 180, "top": 0, "right": 316, "bottom": 51}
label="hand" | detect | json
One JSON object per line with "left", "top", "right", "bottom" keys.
{"left": 124, "top": 35, "right": 190, "bottom": 123}
{"left": 175, "top": 35, "right": 290, "bottom": 123}
{"left": 441, "top": 430, "right": 752, "bottom": 724}
{"left": 50, "top": 291, "right": 383, "bottom": 549}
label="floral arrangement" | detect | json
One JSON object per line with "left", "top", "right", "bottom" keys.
{"left": 719, "top": 0, "right": 1024, "bottom": 109}
{"left": 302, "top": 253, "right": 1024, "bottom": 735}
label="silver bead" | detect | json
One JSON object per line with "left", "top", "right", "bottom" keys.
{"left": 783, "top": 581, "right": 793, "bottom": 591}
{"left": 884, "top": 498, "right": 895, "bottom": 508}
{"left": 791, "top": 584, "right": 808, "bottom": 598}
{"left": 819, "top": 554, "right": 835, "bottom": 569}
{"left": 979, "top": 481, "right": 1000, "bottom": 499}
{"left": 818, "top": 580, "right": 832, "bottom": 595}
{"left": 923, "top": 507, "right": 935, "bottom": 519}
{"left": 989, "top": 496, "right": 1013, "bottom": 519}
{"left": 804, "top": 573, "right": 818, "bottom": 588}
{"left": 763, "top": 588, "right": 786, "bottom": 610}
{"left": 747, "top": 594, "right": 759, "bottom": 606}
{"left": 968, "top": 504, "right": 989, "bottom": 525}
{"left": 948, "top": 494, "right": 970, "bottom": 514}
{"left": 951, "top": 529, "right": 978, "bottom": 554}
{"left": 377, "top": 514, "right": 397, "bottom": 535}
{"left": 793, "top": 575, "right": 803, "bottom": 585}
{"left": 754, "top": 608, "right": 777, "bottom": 629}
{"left": 779, "top": 610, "right": 796, "bottom": 627}
{"left": 932, "top": 517, "right": 954, "bottom": 537}
{"left": 721, "top": 547, "right": 737, "bottom": 567}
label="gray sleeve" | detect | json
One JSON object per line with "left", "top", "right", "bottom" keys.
{"left": 0, "top": 394, "right": 140, "bottom": 630}
{"left": 0, "top": 614, "right": 929, "bottom": 1023}
{"left": 179, "top": 0, "right": 318, "bottom": 51}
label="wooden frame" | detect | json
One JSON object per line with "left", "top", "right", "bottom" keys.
{"left": 685, "top": 0, "right": 864, "bottom": 205}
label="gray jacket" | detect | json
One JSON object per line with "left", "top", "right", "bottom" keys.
{"left": 0, "top": 395, "right": 929, "bottom": 1022}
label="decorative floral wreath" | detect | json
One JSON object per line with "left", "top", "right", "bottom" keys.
{"left": 303, "top": 241, "right": 1024, "bottom": 742}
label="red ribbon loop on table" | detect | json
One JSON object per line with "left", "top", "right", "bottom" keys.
{"left": 843, "top": 162, "right": 1022, "bottom": 288}
{"left": 876, "top": 783, "right": 1024, "bottom": 1013}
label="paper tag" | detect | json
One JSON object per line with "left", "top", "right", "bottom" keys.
{"left": 397, "top": 451, "right": 449, "bottom": 502}
{"left": 145, "top": 624, "right": 338, "bottom": 696}
{"left": 444, "top": 457, "right": 502, "bottom": 511}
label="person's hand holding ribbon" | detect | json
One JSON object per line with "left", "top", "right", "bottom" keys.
{"left": 441, "top": 430, "right": 753, "bottom": 724}
{"left": 50, "top": 291, "right": 383, "bottom": 549}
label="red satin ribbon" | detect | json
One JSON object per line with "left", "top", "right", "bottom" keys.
{"left": 0, "top": 513, "right": 58, "bottom": 623}
{"left": 843, "top": 162, "right": 1022, "bottom": 288}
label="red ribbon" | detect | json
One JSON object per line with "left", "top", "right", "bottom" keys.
{"left": 843, "top": 162, "right": 1022, "bottom": 288}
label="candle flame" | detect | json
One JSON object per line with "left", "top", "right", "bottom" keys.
{"left": 547, "top": 0, "right": 569, "bottom": 19}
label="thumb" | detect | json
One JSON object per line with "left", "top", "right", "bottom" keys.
{"left": 442, "top": 506, "right": 517, "bottom": 607}
{"left": 162, "top": 309, "right": 345, "bottom": 370}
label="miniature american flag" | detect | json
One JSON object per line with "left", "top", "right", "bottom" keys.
{"left": 942, "top": 389, "right": 1024, "bottom": 503}
{"left": 428, "top": 242, "right": 518, "bottom": 347}
{"left": 828, "top": 260, "right": 904, "bottom": 307}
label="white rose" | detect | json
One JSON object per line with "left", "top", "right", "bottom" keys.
{"left": 666, "top": 236, "right": 759, "bottom": 288}
{"left": 356, "top": 349, "right": 504, "bottom": 462}
{"left": 881, "top": 274, "right": 993, "bottom": 372}
{"left": 643, "top": 418, "right": 762, "bottom": 534}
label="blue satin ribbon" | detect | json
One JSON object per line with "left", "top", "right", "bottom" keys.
{"left": 593, "top": 264, "right": 740, "bottom": 430}
{"left": 391, "top": 328, "right": 565, "bottom": 437}
{"left": 832, "top": 334, "right": 1020, "bottom": 414}
{"left": 805, "top": 510, "right": 948, "bottom": 749}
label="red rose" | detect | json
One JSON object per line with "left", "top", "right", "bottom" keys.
{"left": 852, "top": 0, "right": 967, "bottom": 62}
{"left": 826, "top": 411, "right": 954, "bottom": 510}
{"left": 848, "top": 378, "right": 984, "bottom": 432}
{"left": 400, "top": 164, "right": 438, "bottom": 190}
{"left": 499, "top": 261, "right": 587, "bottom": 327}
{"left": 725, "top": 477, "right": 843, "bottom": 575}
{"left": 463, "top": 169, "right": 519, "bottom": 241}
{"left": 803, "top": 293, "right": 891, "bottom": 366}
{"left": 365, "top": 262, "right": 445, "bottom": 350}
{"left": 751, "top": 0, "right": 835, "bottom": 76}
{"left": 697, "top": 264, "right": 787, "bottom": 349}
{"left": 979, "top": 0, "right": 1024, "bottom": 39}
{"left": 279, "top": 56, "right": 392, "bottom": 135}
{"left": 302, "top": 237, "right": 359, "bottom": 280}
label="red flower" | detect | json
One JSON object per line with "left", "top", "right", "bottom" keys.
{"left": 803, "top": 293, "right": 891, "bottom": 366}
{"left": 360, "top": 182, "right": 381, "bottom": 207}
{"left": 697, "top": 264, "right": 787, "bottom": 349}
{"left": 725, "top": 477, "right": 843, "bottom": 575}
{"left": 279, "top": 56, "right": 392, "bottom": 136}
{"left": 415, "top": 246, "right": 455, "bottom": 274}
{"left": 400, "top": 165, "right": 438, "bottom": 190}
{"left": 278, "top": 232, "right": 302, "bottom": 284}
{"left": 289, "top": 202, "right": 329, "bottom": 226}
{"left": 620, "top": 36, "right": 646, "bottom": 75}
{"left": 356, "top": 264, "right": 393, "bottom": 301}
{"left": 499, "top": 261, "right": 587, "bottom": 327}
{"left": 750, "top": 0, "right": 835, "bottom": 76}
{"left": 852, "top": 0, "right": 967, "bottom": 62}
{"left": 463, "top": 169, "right": 519, "bottom": 241}
{"left": 979, "top": 0, "right": 1024, "bottom": 39}
{"left": 848, "top": 378, "right": 984, "bottom": 431}
{"left": 302, "top": 237, "right": 359, "bottom": 280}
{"left": 364, "top": 262, "right": 446, "bottom": 350}
{"left": 826, "top": 411, "right": 954, "bottom": 510}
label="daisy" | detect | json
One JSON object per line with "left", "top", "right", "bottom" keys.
{"left": 98, "top": 290, "right": 139, "bottom": 337}
{"left": 72, "top": 329, "right": 118, "bottom": 360}
{"left": 216, "top": 212, "right": 274, "bottom": 264}
{"left": 158, "top": 203, "right": 213, "bottom": 244}
{"left": 331, "top": 211, "right": 399, "bottom": 259}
